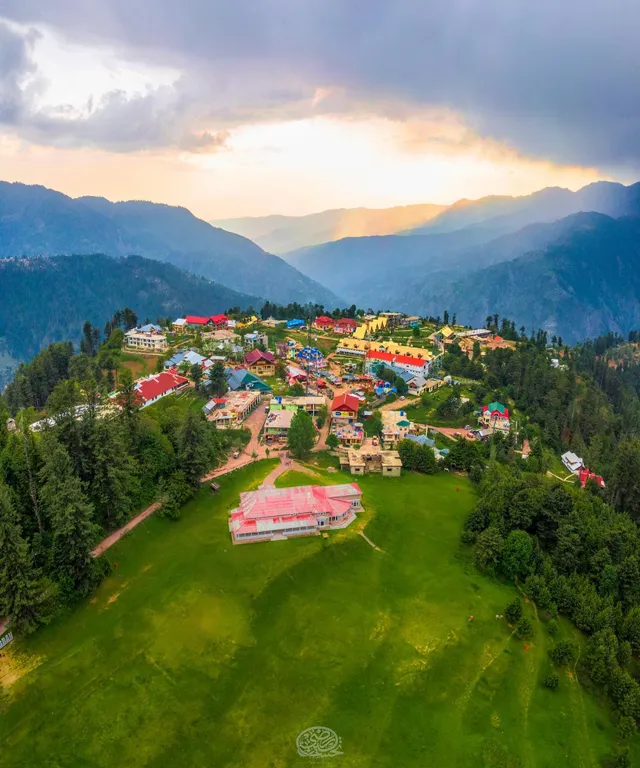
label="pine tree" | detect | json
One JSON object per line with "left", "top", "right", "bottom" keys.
{"left": 39, "top": 438, "right": 99, "bottom": 597}
{"left": 0, "top": 484, "right": 54, "bottom": 633}
{"left": 208, "top": 362, "right": 228, "bottom": 397}
{"left": 178, "top": 412, "right": 209, "bottom": 490}
{"left": 287, "top": 410, "right": 316, "bottom": 459}
{"left": 88, "top": 419, "right": 137, "bottom": 529}
{"left": 190, "top": 363, "right": 203, "bottom": 392}
{"left": 116, "top": 369, "right": 141, "bottom": 446}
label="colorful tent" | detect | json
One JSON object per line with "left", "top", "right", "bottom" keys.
{"left": 296, "top": 346, "right": 326, "bottom": 369}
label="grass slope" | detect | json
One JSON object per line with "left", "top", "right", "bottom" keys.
{"left": 0, "top": 464, "right": 629, "bottom": 767}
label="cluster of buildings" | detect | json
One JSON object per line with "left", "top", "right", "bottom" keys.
{"left": 263, "top": 395, "right": 325, "bottom": 442}
{"left": 561, "top": 451, "right": 606, "bottom": 488}
{"left": 173, "top": 314, "right": 229, "bottom": 331}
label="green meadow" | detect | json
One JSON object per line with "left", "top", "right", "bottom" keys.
{"left": 0, "top": 462, "right": 632, "bottom": 767}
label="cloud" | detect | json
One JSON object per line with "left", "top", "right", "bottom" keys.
{"left": 1, "top": 2, "right": 640, "bottom": 169}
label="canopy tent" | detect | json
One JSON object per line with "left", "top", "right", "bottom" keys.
{"left": 295, "top": 346, "right": 326, "bottom": 369}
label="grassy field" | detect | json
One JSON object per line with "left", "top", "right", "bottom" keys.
{"left": 0, "top": 463, "right": 631, "bottom": 767}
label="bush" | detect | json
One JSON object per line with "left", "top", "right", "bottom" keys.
{"left": 617, "top": 715, "right": 636, "bottom": 743}
{"left": 515, "top": 617, "right": 534, "bottom": 639}
{"left": 543, "top": 673, "right": 560, "bottom": 690}
{"left": 547, "top": 619, "right": 559, "bottom": 637}
{"left": 505, "top": 598, "right": 523, "bottom": 625}
{"left": 550, "top": 640, "right": 576, "bottom": 667}
{"left": 460, "top": 530, "right": 476, "bottom": 545}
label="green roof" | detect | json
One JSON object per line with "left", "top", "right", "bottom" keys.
{"left": 486, "top": 401, "right": 506, "bottom": 414}
{"left": 396, "top": 419, "right": 411, "bottom": 427}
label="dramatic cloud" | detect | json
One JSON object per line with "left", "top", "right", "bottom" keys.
{"left": 1, "top": 1, "right": 639, "bottom": 168}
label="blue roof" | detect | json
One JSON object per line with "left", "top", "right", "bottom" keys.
{"left": 226, "top": 368, "right": 248, "bottom": 390}
{"left": 184, "top": 350, "right": 207, "bottom": 365}
{"left": 165, "top": 351, "right": 186, "bottom": 368}
{"left": 139, "top": 323, "right": 162, "bottom": 333}
{"left": 406, "top": 434, "right": 436, "bottom": 448}
{"left": 286, "top": 318, "right": 305, "bottom": 328}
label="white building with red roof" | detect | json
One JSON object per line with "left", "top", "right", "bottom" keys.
{"left": 229, "top": 483, "right": 363, "bottom": 544}
{"left": 365, "top": 349, "right": 429, "bottom": 376}
{"left": 134, "top": 371, "right": 189, "bottom": 407}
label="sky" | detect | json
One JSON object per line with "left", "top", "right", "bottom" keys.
{"left": 0, "top": 2, "right": 638, "bottom": 220}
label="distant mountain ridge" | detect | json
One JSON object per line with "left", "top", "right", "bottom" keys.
{"left": 407, "top": 213, "right": 640, "bottom": 342}
{"left": 408, "top": 180, "right": 640, "bottom": 235}
{"left": 0, "top": 181, "right": 342, "bottom": 307}
{"left": 282, "top": 180, "right": 640, "bottom": 308}
{"left": 0, "top": 254, "right": 262, "bottom": 388}
{"left": 212, "top": 203, "right": 446, "bottom": 254}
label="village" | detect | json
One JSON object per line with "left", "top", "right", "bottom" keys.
{"left": 66, "top": 308, "right": 601, "bottom": 547}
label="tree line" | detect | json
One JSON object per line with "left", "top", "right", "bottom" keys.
{"left": 0, "top": 331, "right": 239, "bottom": 633}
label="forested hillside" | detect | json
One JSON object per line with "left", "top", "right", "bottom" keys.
{"left": 0, "top": 254, "right": 262, "bottom": 388}
{"left": 409, "top": 214, "right": 640, "bottom": 342}
{"left": 0, "top": 181, "right": 341, "bottom": 307}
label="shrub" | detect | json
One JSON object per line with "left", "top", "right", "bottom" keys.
{"left": 505, "top": 598, "right": 523, "bottom": 625}
{"left": 617, "top": 715, "right": 636, "bottom": 743}
{"left": 550, "top": 640, "right": 576, "bottom": 667}
{"left": 515, "top": 617, "right": 534, "bottom": 639}
{"left": 543, "top": 673, "right": 560, "bottom": 690}
{"left": 547, "top": 619, "right": 559, "bottom": 637}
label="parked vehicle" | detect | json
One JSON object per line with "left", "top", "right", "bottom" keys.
{"left": 233, "top": 451, "right": 240, "bottom": 459}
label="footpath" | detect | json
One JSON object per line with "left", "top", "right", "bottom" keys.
{"left": 91, "top": 402, "right": 328, "bottom": 556}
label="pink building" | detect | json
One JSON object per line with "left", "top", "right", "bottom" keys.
{"left": 229, "top": 483, "right": 363, "bottom": 544}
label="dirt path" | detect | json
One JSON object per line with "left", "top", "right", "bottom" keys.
{"left": 377, "top": 397, "right": 419, "bottom": 412}
{"left": 201, "top": 403, "right": 270, "bottom": 481}
{"left": 426, "top": 424, "right": 476, "bottom": 441}
{"left": 91, "top": 503, "right": 161, "bottom": 556}
{"left": 260, "top": 457, "right": 319, "bottom": 486}
{"left": 92, "top": 391, "right": 338, "bottom": 557}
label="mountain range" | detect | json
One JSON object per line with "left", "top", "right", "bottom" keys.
{"left": 212, "top": 203, "right": 446, "bottom": 254}
{"left": 279, "top": 180, "right": 640, "bottom": 340}
{"left": 0, "top": 254, "right": 262, "bottom": 388}
{"left": 0, "top": 182, "right": 341, "bottom": 308}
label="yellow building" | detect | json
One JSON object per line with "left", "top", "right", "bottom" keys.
{"left": 336, "top": 337, "right": 434, "bottom": 360}
{"left": 352, "top": 315, "right": 389, "bottom": 339}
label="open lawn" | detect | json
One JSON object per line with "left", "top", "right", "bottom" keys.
{"left": 0, "top": 464, "right": 630, "bottom": 767}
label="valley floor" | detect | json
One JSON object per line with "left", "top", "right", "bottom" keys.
{"left": 0, "top": 463, "right": 631, "bottom": 767}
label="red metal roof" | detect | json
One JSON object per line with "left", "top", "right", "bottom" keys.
{"left": 185, "top": 315, "right": 210, "bottom": 325}
{"left": 331, "top": 392, "right": 360, "bottom": 412}
{"left": 232, "top": 483, "right": 362, "bottom": 525}
{"left": 394, "top": 354, "right": 426, "bottom": 366}
{"left": 244, "top": 348, "right": 275, "bottom": 365}
{"left": 135, "top": 372, "right": 189, "bottom": 403}
{"left": 579, "top": 468, "right": 605, "bottom": 489}
{"left": 210, "top": 314, "right": 228, "bottom": 325}
{"left": 315, "top": 315, "right": 335, "bottom": 325}
{"left": 335, "top": 318, "right": 358, "bottom": 328}
{"left": 366, "top": 350, "right": 395, "bottom": 362}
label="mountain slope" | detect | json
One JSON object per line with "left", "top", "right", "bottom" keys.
{"left": 407, "top": 213, "right": 640, "bottom": 342}
{"left": 408, "top": 180, "right": 640, "bottom": 235}
{"left": 212, "top": 203, "right": 446, "bottom": 254}
{"left": 284, "top": 181, "right": 640, "bottom": 309}
{"left": 0, "top": 254, "right": 262, "bottom": 387}
{"left": 0, "top": 181, "right": 341, "bottom": 307}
